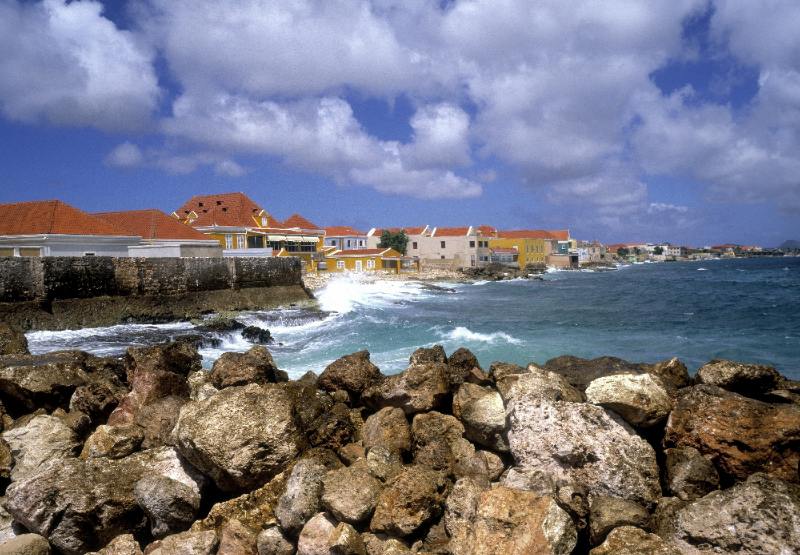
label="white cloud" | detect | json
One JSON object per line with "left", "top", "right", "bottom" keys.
{"left": 0, "top": 0, "right": 159, "bottom": 131}
{"left": 105, "top": 142, "right": 144, "bottom": 168}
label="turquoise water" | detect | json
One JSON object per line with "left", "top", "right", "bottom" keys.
{"left": 28, "top": 257, "right": 800, "bottom": 379}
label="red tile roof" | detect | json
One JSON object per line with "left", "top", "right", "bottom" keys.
{"left": 496, "top": 229, "right": 570, "bottom": 240}
{"left": 95, "top": 209, "right": 211, "bottom": 241}
{"left": 174, "top": 192, "right": 267, "bottom": 228}
{"left": 324, "top": 226, "right": 366, "bottom": 236}
{"left": 476, "top": 225, "right": 497, "bottom": 235}
{"left": 282, "top": 213, "right": 321, "bottom": 230}
{"left": 432, "top": 226, "right": 471, "bottom": 237}
{"left": 0, "top": 200, "right": 132, "bottom": 236}
{"left": 371, "top": 226, "right": 427, "bottom": 236}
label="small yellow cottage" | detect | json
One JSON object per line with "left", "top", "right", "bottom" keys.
{"left": 324, "top": 247, "right": 418, "bottom": 274}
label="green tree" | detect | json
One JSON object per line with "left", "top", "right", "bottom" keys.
{"left": 378, "top": 230, "right": 409, "bottom": 255}
{"left": 653, "top": 246, "right": 664, "bottom": 255}
{"left": 617, "top": 247, "right": 629, "bottom": 257}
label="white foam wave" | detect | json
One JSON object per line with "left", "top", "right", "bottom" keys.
{"left": 443, "top": 326, "right": 522, "bottom": 345}
{"left": 314, "top": 274, "right": 434, "bottom": 314}
{"left": 697, "top": 267, "right": 708, "bottom": 271}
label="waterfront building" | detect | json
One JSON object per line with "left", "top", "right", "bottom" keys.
{"left": 0, "top": 200, "right": 139, "bottom": 257}
{"left": 489, "top": 246, "right": 519, "bottom": 266}
{"left": 488, "top": 229, "right": 572, "bottom": 269}
{"left": 366, "top": 226, "right": 429, "bottom": 251}
{"left": 324, "top": 226, "right": 368, "bottom": 250}
{"left": 323, "top": 247, "right": 419, "bottom": 273}
{"left": 418, "top": 226, "right": 491, "bottom": 269}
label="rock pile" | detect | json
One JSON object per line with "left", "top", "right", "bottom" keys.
{"left": 0, "top": 343, "right": 797, "bottom": 554}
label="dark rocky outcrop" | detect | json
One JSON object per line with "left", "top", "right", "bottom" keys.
{"left": 209, "top": 346, "right": 288, "bottom": 389}
{"left": 241, "top": 325, "right": 273, "bottom": 345}
{"left": 317, "top": 351, "right": 383, "bottom": 401}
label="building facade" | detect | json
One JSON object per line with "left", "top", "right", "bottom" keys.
{"left": 324, "top": 226, "right": 368, "bottom": 250}
{"left": 323, "top": 247, "right": 418, "bottom": 273}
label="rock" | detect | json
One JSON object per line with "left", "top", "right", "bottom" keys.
{"left": 488, "top": 361, "right": 527, "bottom": 381}
{"left": 496, "top": 365, "right": 583, "bottom": 404}
{"left": 86, "top": 534, "right": 143, "bottom": 555}
{"left": 2, "top": 414, "right": 79, "bottom": 482}
{"left": 133, "top": 395, "right": 187, "bottom": 449}
{"left": 664, "top": 384, "right": 800, "bottom": 482}
{"left": 0, "top": 324, "right": 27, "bottom": 357}
{"left": 70, "top": 381, "right": 126, "bottom": 424}
{"left": 210, "top": 346, "right": 287, "bottom": 389}
{"left": 0, "top": 351, "right": 93, "bottom": 414}
{"left": 297, "top": 512, "right": 336, "bottom": 555}
{"left": 585, "top": 374, "right": 672, "bottom": 428}
{"left": 171, "top": 383, "right": 305, "bottom": 492}
{"left": 361, "top": 533, "right": 411, "bottom": 555}
{"left": 0, "top": 499, "right": 21, "bottom": 544}
{"left": 108, "top": 363, "right": 190, "bottom": 428}
{"left": 217, "top": 519, "right": 258, "bottom": 555}
{"left": 257, "top": 526, "right": 293, "bottom": 555}
{"left": 135, "top": 474, "right": 200, "bottom": 538}
{"left": 143, "top": 530, "right": 218, "bottom": 555}
{"left": 663, "top": 473, "right": 800, "bottom": 554}
{"left": 338, "top": 443, "right": 365, "bottom": 465}
{"left": 443, "top": 477, "right": 486, "bottom": 550}
{"left": 543, "top": 355, "right": 644, "bottom": 391}
{"left": 446, "top": 347, "right": 482, "bottom": 389}
{"left": 696, "top": 359, "right": 784, "bottom": 396}
{"left": 409, "top": 345, "right": 448, "bottom": 365}
{"left": 322, "top": 460, "right": 383, "bottom": 524}
{"left": 588, "top": 496, "right": 650, "bottom": 545}
{"left": 365, "top": 446, "right": 403, "bottom": 483}
{"left": 81, "top": 425, "right": 144, "bottom": 460}
{"left": 187, "top": 371, "right": 219, "bottom": 401}
{"left": 664, "top": 446, "right": 720, "bottom": 501}
{"left": 507, "top": 396, "right": 661, "bottom": 506}
{"left": 370, "top": 466, "right": 448, "bottom": 537}
{"left": 241, "top": 326, "right": 273, "bottom": 345}
{"left": 362, "top": 363, "right": 449, "bottom": 415}
{"left": 276, "top": 457, "right": 335, "bottom": 535}
{"left": 0, "top": 534, "right": 51, "bottom": 555}
{"left": 5, "top": 447, "right": 204, "bottom": 555}
{"left": 589, "top": 526, "right": 682, "bottom": 555}
{"left": 305, "top": 402, "right": 355, "bottom": 451}
{"left": 452, "top": 383, "right": 508, "bottom": 451}
{"left": 646, "top": 358, "right": 691, "bottom": 391}
{"left": 124, "top": 341, "right": 201, "bottom": 379}
{"left": 318, "top": 351, "right": 383, "bottom": 400}
{"left": 362, "top": 407, "right": 411, "bottom": 455}
{"left": 411, "top": 411, "right": 474, "bottom": 477}
{"left": 330, "top": 522, "right": 367, "bottom": 555}
{"left": 195, "top": 317, "right": 246, "bottom": 333}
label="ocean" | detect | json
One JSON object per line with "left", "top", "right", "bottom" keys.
{"left": 26, "top": 256, "right": 800, "bottom": 380}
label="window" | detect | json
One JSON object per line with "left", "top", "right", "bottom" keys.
{"left": 440, "top": 241, "right": 446, "bottom": 248}
{"left": 412, "top": 242, "right": 418, "bottom": 250}
{"left": 237, "top": 235, "right": 246, "bottom": 249}
{"left": 261, "top": 217, "right": 267, "bottom": 226}
{"left": 441, "top": 255, "right": 445, "bottom": 259}
{"left": 225, "top": 234, "right": 233, "bottom": 249}
{"left": 84, "top": 252, "right": 96, "bottom": 256}
{"left": 367, "top": 259, "right": 375, "bottom": 269}
{"left": 346, "top": 239, "right": 351, "bottom": 248}
{"left": 337, "top": 260, "right": 345, "bottom": 269}
{"left": 469, "top": 240, "right": 475, "bottom": 248}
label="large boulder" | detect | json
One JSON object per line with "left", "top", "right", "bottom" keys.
{"left": 370, "top": 466, "right": 448, "bottom": 537}
{"left": 108, "top": 357, "right": 191, "bottom": 428}
{"left": 446, "top": 347, "right": 482, "bottom": 389}
{"left": 696, "top": 359, "right": 784, "bottom": 396}
{"left": 362, "top": 363, "right": 449, "bottom": 415}
{"left": 411, "top": 411, "right": 481, "bottom": 479}
{"left": 496, "top": 365, "right": 583, "bottom": 404}
{"left": 409, "top": 345, "right": 447, "bottom": 365}
{"left": 2, "top": 414, "right": 80, "bottom": 482}
{"left": 133, "top": 395, "right": 187, "bottom": 449}
{"left": 123, "top": 342, "right": 201, "bottom": 379}
{"left": 662, "top": 473, "right": 800, "bottom": 554}
{"left": 645, "top": 358, "right": 692, "bottom": 391}
{"left": 317, "top": 351, "right": 382, "bottom": 400}
{"left": 276, "top": 452, "right": 342, "bottom": 535}
{"left": 143, "top": 530, "right": 218, "bottom": 555}
{"left": 256, "top": 526, "right": 293, "bottom": 555}
{"left": 0, "top": 324, "right": 28, "bottom": 356}
{"left": 664, "top": 385, "right": 800, "bottom": 482}
{"left": 216, "top": 519, "right": 258, "bottom": 555}
{"left": 209, "top": 346, "right": 287, "bottom": 389}
{"left": 0, "top": 534, "right": 51, "bottom": 555}
{"left": 4, "top": 447, "right": 204, "bottom": 555}
{"left": 663, "top": 446, "right": 720, "bottom": 501}
{"left": 81, "top": 425, "right": 144, "bottom": 460}
{"left": 585, "top": 374, "right": 672, "bottom": 428}
{"left": 542, "top": 355, "right": 645, "bottom": 391}
{"left": 321, "top": 460, "right": 383, "bottom": 524}
{"left": 171, "top": 383, "right": 305, "bottom": 492}
{"left": 452, "top": 383, "right": 508, "bottom": 451}
{"left": 297, "top": 512, "right": 336, "bottom": 555}
{"left": 70, "top": 381, "right": 127, "bottom": 424}
{"left": 589, "top": 526, "right": 682, "bottom": 555}
{"left": 135, "top": 474, "right": 200, "bottom": 538}
{"left": 507, "top": 396, "right": 661, "bottom": 506}
{"left": 362, "top": 407, "right": 411, "bottom": 455}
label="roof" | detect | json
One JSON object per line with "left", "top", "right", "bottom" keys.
{"left": 324, "top": 226, "right": 366, "bottom": 237}
{"left": 432, "top": 226, "right": 471, "bottom": 237}
{"left": 174, "top": 192, "right": 267, "bottom": 228}
{"left": 95, "top": 209, "right": 211, "bottom": 241}
{"left": 282, "top": 213, "right": 321, "bottom": 230}
{"left": 370, "top": 226, "right": 427, "bottom": 236}
{"left": 0, "top": 200, "right": 132, "bottom": 236}
{"left": 476, "top": 225, "right": 497, "bottom": 235}
{"left": 495, "top": 229, "right": 570, "bottom": 240}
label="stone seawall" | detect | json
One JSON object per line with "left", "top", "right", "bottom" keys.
{"left": 0, "top": 256, "right": 311, "bottom": 330}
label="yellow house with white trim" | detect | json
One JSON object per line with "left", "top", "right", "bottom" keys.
{"left": 323, "top": 247, "right": 419, "bottom": 273}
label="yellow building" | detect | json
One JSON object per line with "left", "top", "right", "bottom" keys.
{"left": 323, "top": 247, "right": 418, "bottom": 274}
{"left": 488, "top": 233, "right": 548, "bottom": 268}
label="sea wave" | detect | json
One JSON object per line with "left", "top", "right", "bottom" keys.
{"left": 443, "top": 326, "right": 523, "bottom": 345}
{"left": 314, "top": 274, "right": 436, "bottom": 314}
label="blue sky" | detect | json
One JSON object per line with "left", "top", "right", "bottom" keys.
{"left": 1, "top": 1, "right": 799, "bottom": 246}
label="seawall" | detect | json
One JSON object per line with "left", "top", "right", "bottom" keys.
{"left": 0, "top": 256, "right": 312, "bottom": 330}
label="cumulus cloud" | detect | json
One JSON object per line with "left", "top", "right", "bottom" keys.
{"left": 104, "top": 141, "right": 246, "bottom": 177}
{"left": 105, "top": 142, "right": 144, "bottom": 168}
{"left": 0, "top": 0, "right": 159, "bottom": 131}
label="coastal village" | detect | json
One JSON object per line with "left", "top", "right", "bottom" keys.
{"left": 0, "top": 193, "right": 781, "bottom": 276}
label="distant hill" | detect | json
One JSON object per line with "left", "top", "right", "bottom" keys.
{"left": 778, "top": 239, "right": 800, "bottom": 249}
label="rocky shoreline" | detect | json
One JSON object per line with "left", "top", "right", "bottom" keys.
{"left": 0, "top": 325, "right": 798, "bottom": 554}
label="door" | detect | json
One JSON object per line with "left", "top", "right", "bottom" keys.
{"left": 355, "top": 260, "right": 363, "bottom": 272}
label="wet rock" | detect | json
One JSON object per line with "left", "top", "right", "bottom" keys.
{"left": 187, "top": 371, "right": 219, "bottom": 401}
{"left": 543, "top": 355, "right": 644, "bottom": 392}
{"left": 322, "top": 460, "right": 383, "bottom": 524}
{"left": 276, "top": 456, "right": 338, "bottom": 535}
{"left": 330, "top": 522, "right": 367, "bottom": 555}
{"left": 81, "top": 425, "right": 144, "bottom": 460}
{"left": 588, "top": 496, "right": 650, "bottom": 545}
{"left": 645, "top": 358, "right": 691, "bottom": 391}
{"left": 195, "top": 316, "right": 245, "bottom": 333}
{"left": 446, "top": 347, "right": 482, "bottom": 389}
{"left": 370, "top": 465, "right": 448, "bottom": 537}
{"left": 452, "top": 383, "right": 508, "bottom": 451}
{"left": 589, "top": 526, "right": 682, "bottom": 555}
{"left": 172, "top": 383, "right": 305, "bottom": 492}
{"left": 5, "top": 447, "right": 204, "bottom": 555}
{"left": 664, "top": 384, "right": 800, "bottom": 482}
{"left": 507, "top": 396, "right": 662, "bottom": 506}
{"left": 362, "top": 407, "right": 411, "bottom": 455}
{"left": 664, "top": 446, "right": 720, "bottom": 501}
{"left": 2, "top": 414, "right": 79, "bottom": 482}
{"left": 318, "top": 351, "right": 382, "bottom": 401}
{"left": 297, "top": 512, "right": 336, "bottom": 555}
{"left": 241, "top": 325, "right": 273, "bottom": 345}
{"left": 0, "top": 324, "right": 28, "bottom": 357}
{"left": 70, "top": 381, "right": 126, "bottom": 424}
{"left": 409, "top": 345, "right": 448, "bottom": 365}
{"left": 217, "top": 519, "right": 258, "bottom": 555}
{"left": 585, "top": 373, "right": 672, "bottom": 428}
{"left": 362, "top": 363, "right": 449, "bottom": 415}
{"left": 135, "top": 474, "right": 200, "bottom": 538}
{"left": 257, "top": 526, "right": 293, "bottom": 555}
{"left": 696, "top": 359, "right": 784, "bottom": 396}
{"left": 0, "top": 534, "right": 51, "bottom": 555}
{"left": 0, "top": 351, "right": 93, "bottom": 414}
{"left": 496, "top": 365, "right": 583, "bottom": 404}
{"left": 143, "top": 530, "right": 218, "bottom": 555}
{"left": 488, "top": 361, "right": 527, "bottom": 381}
{"left": 663, "top": 473, "right": 800, "bottom": 554}
{"left": 210, "top": 346, "right": 287, "bottom": 389}
{"left": 86, "top": 534, "right": 143, "bottom": 555}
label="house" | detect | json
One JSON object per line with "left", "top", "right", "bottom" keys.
{"left": 323, "top": 247, "right": 419, "bottom": 274}
{"left": 417, "top": 226, "right": 491, "bottom": 269}
{"left": 490, "top": 247, "right": 519, "bottom": 266}
{"left": 323, "top": 226, "right": 368, "bottom": 250}
{"left": 0, "top": 200, "right": 140, "bottom": 257}
{"left": 488, "top": 229, "right": 571, "bottom": 269}
{"left": 94, "top": 209, "right": 222, "bottom": 257}
{"left": 576, "top": 240, "right": 607, "bottom": 264}
{"left": 366, "top": 226, "right": 429, "bottom": 251}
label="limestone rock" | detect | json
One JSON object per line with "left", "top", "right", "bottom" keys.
{"left": 646, "top": 358, "right": 691, "bottom": 391}
{"left": 664, "top": 473, "right": 800, "bottom": 554}
{"left": 276, "top": 458, "right": 331, "bottom": 535}
{"left": 217, "top": 519, "right": 258, "bottom": 555}
{"left": 370, "top": 466, "right": 448, "bottom": 537}
{"left": 257, "top": 526, "right": 293, "bottom": 555}
{"left": 135, "top": 474, "right": 200, "bottom": 538}
{"left": 0, "top": 534, "right": 51, "bottom": 555}
{"left": 409, "top": 345, "right": 447, "bottom": 365}
{"left": 664, "top": 446, "right": 720, "bottom": 501}
{"left": 330, "top": 522, "right": 367, "bottom": 555}
{"left": 135, "top": 395, "right": 187, "bottom": 449}
{"left": 187, "top": 371, "right": 219, "bottom": 401}
{"left": 318, "top": 351, "right": 382, "bottom": 400}
{"left": 70, "top": 381, "right": 126, "bottom": 424}
{"left": 124, "top": 341, "right": 201, "bottom": 379}
{"left": 452, "top": 383, "right": 508, "bottom": 451}
{"left": 86, "top": 534, "right": 143, "bottom": 555}
{"left": 507, "top": 396, "right": 661, "bottom": 505}
{"left": 585, "top": 373, "right": 672, "bottom": 428}
{"left": 365, "top": 446, "right": 403, "bottom": 483}
{"left": 322, "top": 460, "right": 383, "bottom": 524}
{"left": 210, "top": 346, "right": 287, "bottom": 389}
{"left": 446, "top": 347, "right": 482, "bottom": 389}
{"left": 0, "top": 324, "right": 27, "bottom": 357}
{"left": 2, "top": 414, "right": 79, "bottom": 482}
{"left": 588, "top": 496, "right": 650, "bottom": 545}
{"left": 361, "top": 533, "right": 412, "bottom": 555}
{"left": 443, "top": 477, "right": 487, "bottom": 551}
{"left": 488, "top": 361, "right": 527, "bottom": 381}
{"left": 297, "top": 512, "right": 336, "bottom": 555}
{"left": 362, "top": 363, "right": 449, "bottom": 415}
{"left": 171, "top": 383, "right": 305, "bottom": 492}
{"left": 496, "top": 365, "right": 583, "bottom": 404}
{"left": 0, "top": 351, "right": 93, "bottom": 413}
{"left": 411, "top": 411, "right": 475, "bottom": 478}
{"left": 696, "top": 359, "right": 784, "bottom": 396}
{"left": 81, "top": 425, "right": 144, "bottom": 460}
{"left": 143, "top": 530, "right": 218, "bottom": 555}
{"left": 305, "top": 402, "right": 355, "bottom": 451}
{"left": 362, "top": 407, "right": 410, "bottom": 455}
{"left": 0, "top": 499, "right": 21, "bottom": 544}
{"left": 543, "top": 355, "right": 644, "bottom": 391}
{"left": 664, "top": 384, "right": 800, "bottom": 482}
{"left": 589, "top": 526, "right": 682, "bottom": 555}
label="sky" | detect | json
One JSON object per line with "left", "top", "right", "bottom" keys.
{"left": 1, "top": 1, "right": 799, "bottom": 246}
